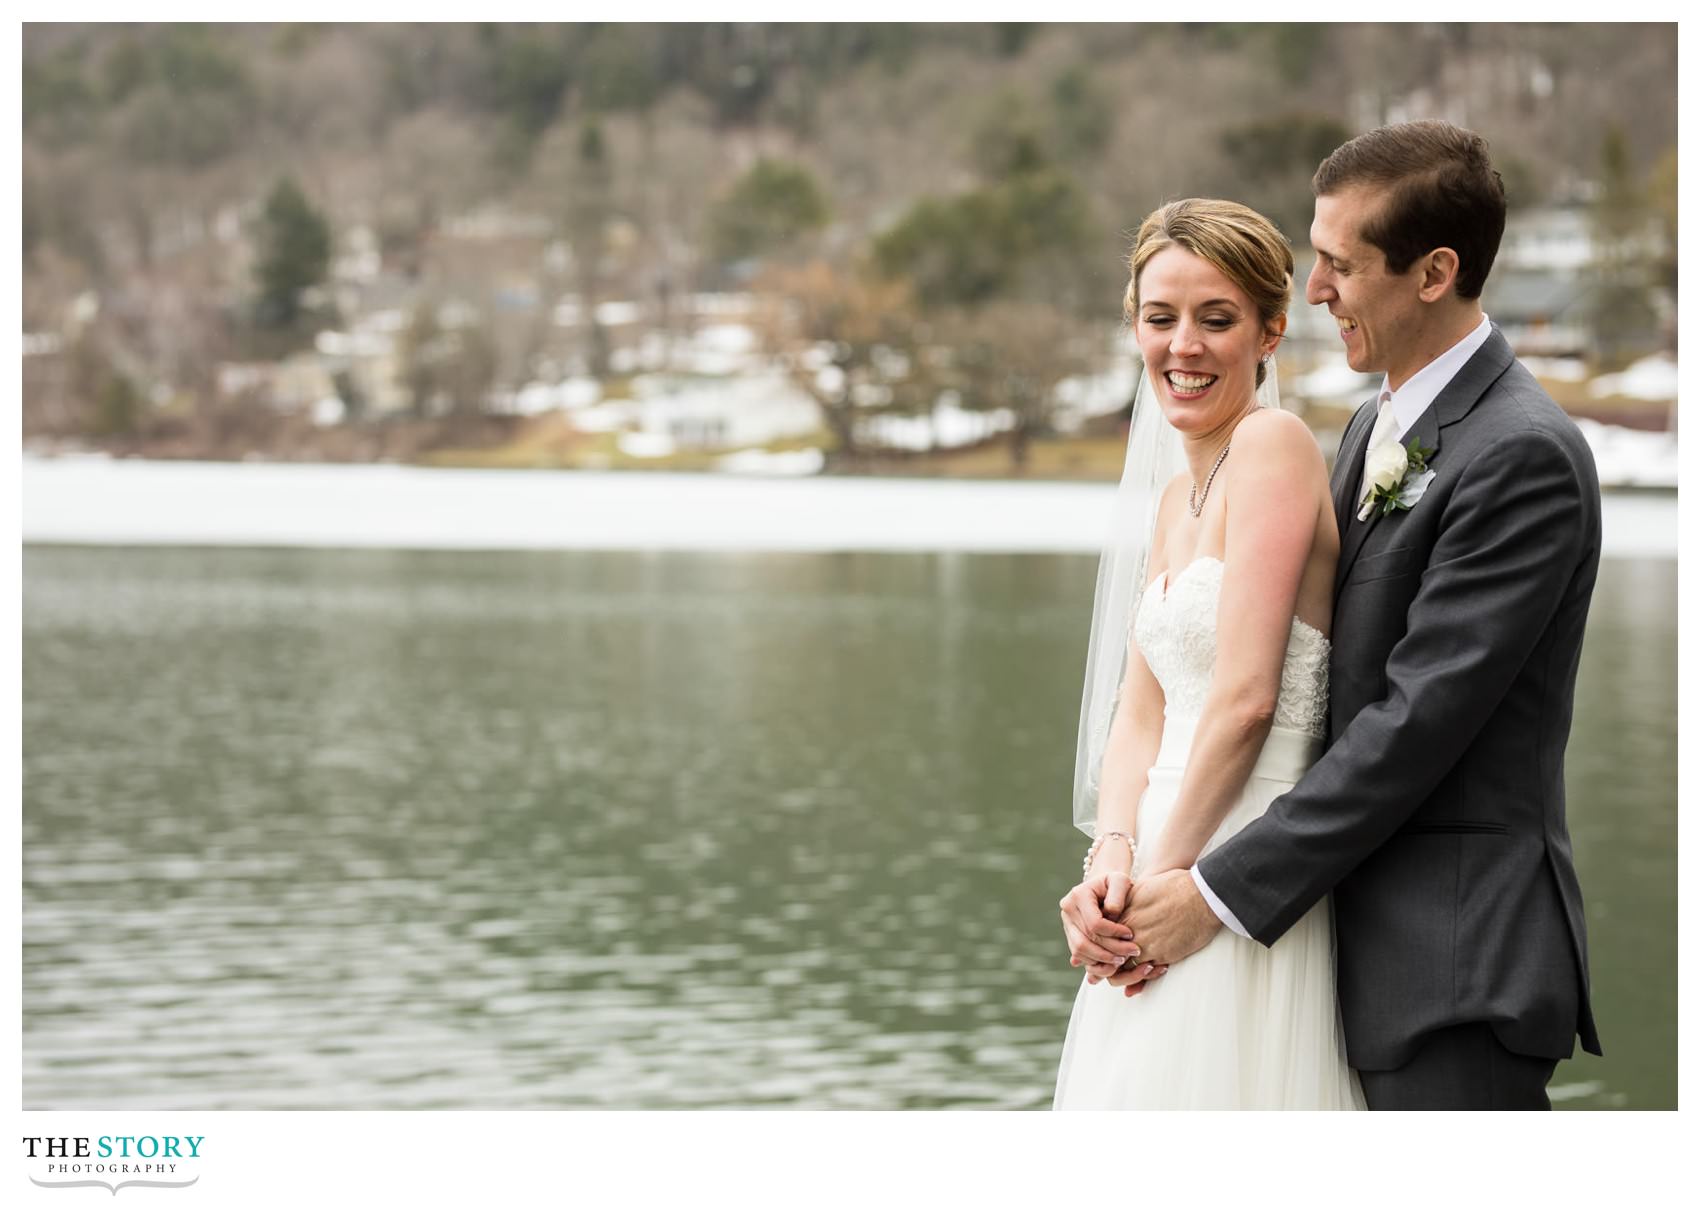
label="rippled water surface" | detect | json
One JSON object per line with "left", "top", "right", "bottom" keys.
{"left": 22, "top": 547, "right": 1675, "bottom": 1109}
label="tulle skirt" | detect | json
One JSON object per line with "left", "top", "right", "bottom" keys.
{"left": 1053, "top": 719, "right": 1366, "bottom": 1110}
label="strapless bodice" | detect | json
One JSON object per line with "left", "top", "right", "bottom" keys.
{"left": 1132, "top": 556, "right": 1329, "bottom": 739}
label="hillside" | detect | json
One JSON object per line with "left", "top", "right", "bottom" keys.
{"left": 21, "top": 23, "right": 1679, "bottom": 467}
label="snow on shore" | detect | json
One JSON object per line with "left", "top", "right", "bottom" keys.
{"left": 21, "top": 456, "right": 1676, "bottom": 559}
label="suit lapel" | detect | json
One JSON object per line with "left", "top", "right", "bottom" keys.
{"left": 1331, "top": 402, "right": 1376, "bottom": 536}
{"left": 1334, "top": 458, "right": 1389, "bottom": 595}
{"left": 1332, "top": 324, "right": 1515, "bottom": 595}
{"left": 1333, "top": 406, "right": 1437, "bottom": 593}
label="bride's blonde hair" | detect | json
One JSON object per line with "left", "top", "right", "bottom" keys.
{"left": 1125, "top": 199, "right": 1294, "bottom": 386}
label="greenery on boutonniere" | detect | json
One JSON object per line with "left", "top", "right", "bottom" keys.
{"left": 1359, "top": 436, "right": 1438, "bottom": 521}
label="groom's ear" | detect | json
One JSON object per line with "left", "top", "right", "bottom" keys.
{"left": 1417, "top": 247, "right": 1462, "bottom": 302}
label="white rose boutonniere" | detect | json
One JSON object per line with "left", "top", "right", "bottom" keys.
{"left": 1358, "top": 437, "right": 1438, "bottom": 521}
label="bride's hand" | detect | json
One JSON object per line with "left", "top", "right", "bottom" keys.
{"left": 1099, "top": 858, "right": 1182, "bottom": 995}
{"left": 1060, "top": 871, "right": 1142, "bottom": 981}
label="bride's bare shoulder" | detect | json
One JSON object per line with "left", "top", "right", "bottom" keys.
{"left": 1229, "top": 409, "right": 1327, "bottom": 478}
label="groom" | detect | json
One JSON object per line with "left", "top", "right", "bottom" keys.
{"left": 1108, "top": 120, "right": 1603, "bottom": 1109}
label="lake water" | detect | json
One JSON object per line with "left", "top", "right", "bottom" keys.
{"left": 21, "top": 541, "right": 1675, "bottom": 1109}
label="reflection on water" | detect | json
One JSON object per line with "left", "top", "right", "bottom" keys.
{"left": 22, "top": 547, "right": 1674, "bottom": 1108}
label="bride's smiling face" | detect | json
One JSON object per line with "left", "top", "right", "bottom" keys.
{"left": 1135, "top": 246, "right": 1279, "bottom": 434}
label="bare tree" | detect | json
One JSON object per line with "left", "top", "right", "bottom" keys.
{"left": 754, "top": 260, "right": 930, "bottom": 467}
{"left": 945, "top": 300, "right": 1092, "bottom": 471}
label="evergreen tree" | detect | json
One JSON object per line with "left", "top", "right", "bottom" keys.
{"left": 1647, "top": 147, "right": 1676, "bottom": 296}
{"left": 253, "top": 177, "right": 331, "bottom": 331}
{"left": 871, "top": 168, "right": 1094, "bottom": 311}
{"left": 1218, "top": 112, "right": 1350, "bottom": 237}
{"left": 1590, "top": 126, "right": 1658, "bottom": 363}
{"left": 1047, "top": 67, "right": 1114, "bottom": 164}
{"left": 707, "top": 159, "right": 828, "bottom": 264}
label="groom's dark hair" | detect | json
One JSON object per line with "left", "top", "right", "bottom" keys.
{"left": 1313, "top": 120, "right": 1506, "bottom": 299}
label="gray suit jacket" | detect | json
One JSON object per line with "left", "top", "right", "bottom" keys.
{"left": 1198, "top": 325, "right": 1603, "bottom": 1070}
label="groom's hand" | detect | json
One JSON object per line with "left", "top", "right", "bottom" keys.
{"left": 1060, "top": 872, "right": 1142, "bottom": 981}
{"left": 1108, "top": 869, "right": 1222, "bottom": 995}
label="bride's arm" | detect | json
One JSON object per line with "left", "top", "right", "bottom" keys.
{"left": 1058, "top": 491, "right": 1175, "bottom": 978}
{"left": 1139, "top": 411, "right": 1330, "bottom": 875}
{"left": 1085, "top": 488, "right": 1177, "bottom": 881}
{"left": 1086, "top": 613, "right": 1167, "bottom": 880}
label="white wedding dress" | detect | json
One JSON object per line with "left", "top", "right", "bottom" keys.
{"left": 1054, "top": 556, "right": 1366, "bottom": 1110}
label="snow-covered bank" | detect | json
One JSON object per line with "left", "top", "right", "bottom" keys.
{"left": 21, "top": 456, "right": 1676, "bottom": 559}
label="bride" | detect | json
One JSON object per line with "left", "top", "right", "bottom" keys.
{"left": 1053, "top": 199, "right": 1364, "bottom": 1109}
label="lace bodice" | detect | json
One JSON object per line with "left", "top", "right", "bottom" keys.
{"left": 1132, "top": 556, "right": 1329, "bottom": 738}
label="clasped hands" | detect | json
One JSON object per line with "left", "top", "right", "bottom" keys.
{"left": 1058, "top": 868, "right": 1223, "bottom": 996}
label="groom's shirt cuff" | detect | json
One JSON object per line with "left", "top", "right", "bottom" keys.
{"left": 1190, "top": 866, "right": 1251, "bottom": 938}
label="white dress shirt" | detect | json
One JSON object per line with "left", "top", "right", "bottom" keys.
{"left": 1189, "top": 314, "right": 1493, "bottom": 939}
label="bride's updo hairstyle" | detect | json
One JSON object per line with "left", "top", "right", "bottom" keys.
{"left": 1125, "top": 199, "right": 1294, "bottom": 387}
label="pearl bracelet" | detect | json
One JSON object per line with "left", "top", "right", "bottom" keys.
{"left": 1083, "top": 830, "right": 1136, "bottom": 878}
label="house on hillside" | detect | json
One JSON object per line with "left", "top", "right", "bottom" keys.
{"left": 1483, "top": 268, "right": 1592, "bottom": 358}
{"left": 623, "top": 368, "right": 820, "bottom": 450}
{"left": 1484, "top": 204, "right": 1672, "bottom": 362}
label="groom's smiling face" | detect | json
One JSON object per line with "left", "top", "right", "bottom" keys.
{"left": 1306, "top": 185, "right": 1428, "bottom": 385}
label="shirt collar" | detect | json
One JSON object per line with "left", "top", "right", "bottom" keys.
{"left": 1380, "top": 314, "right": 1493, "bottom": 438}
